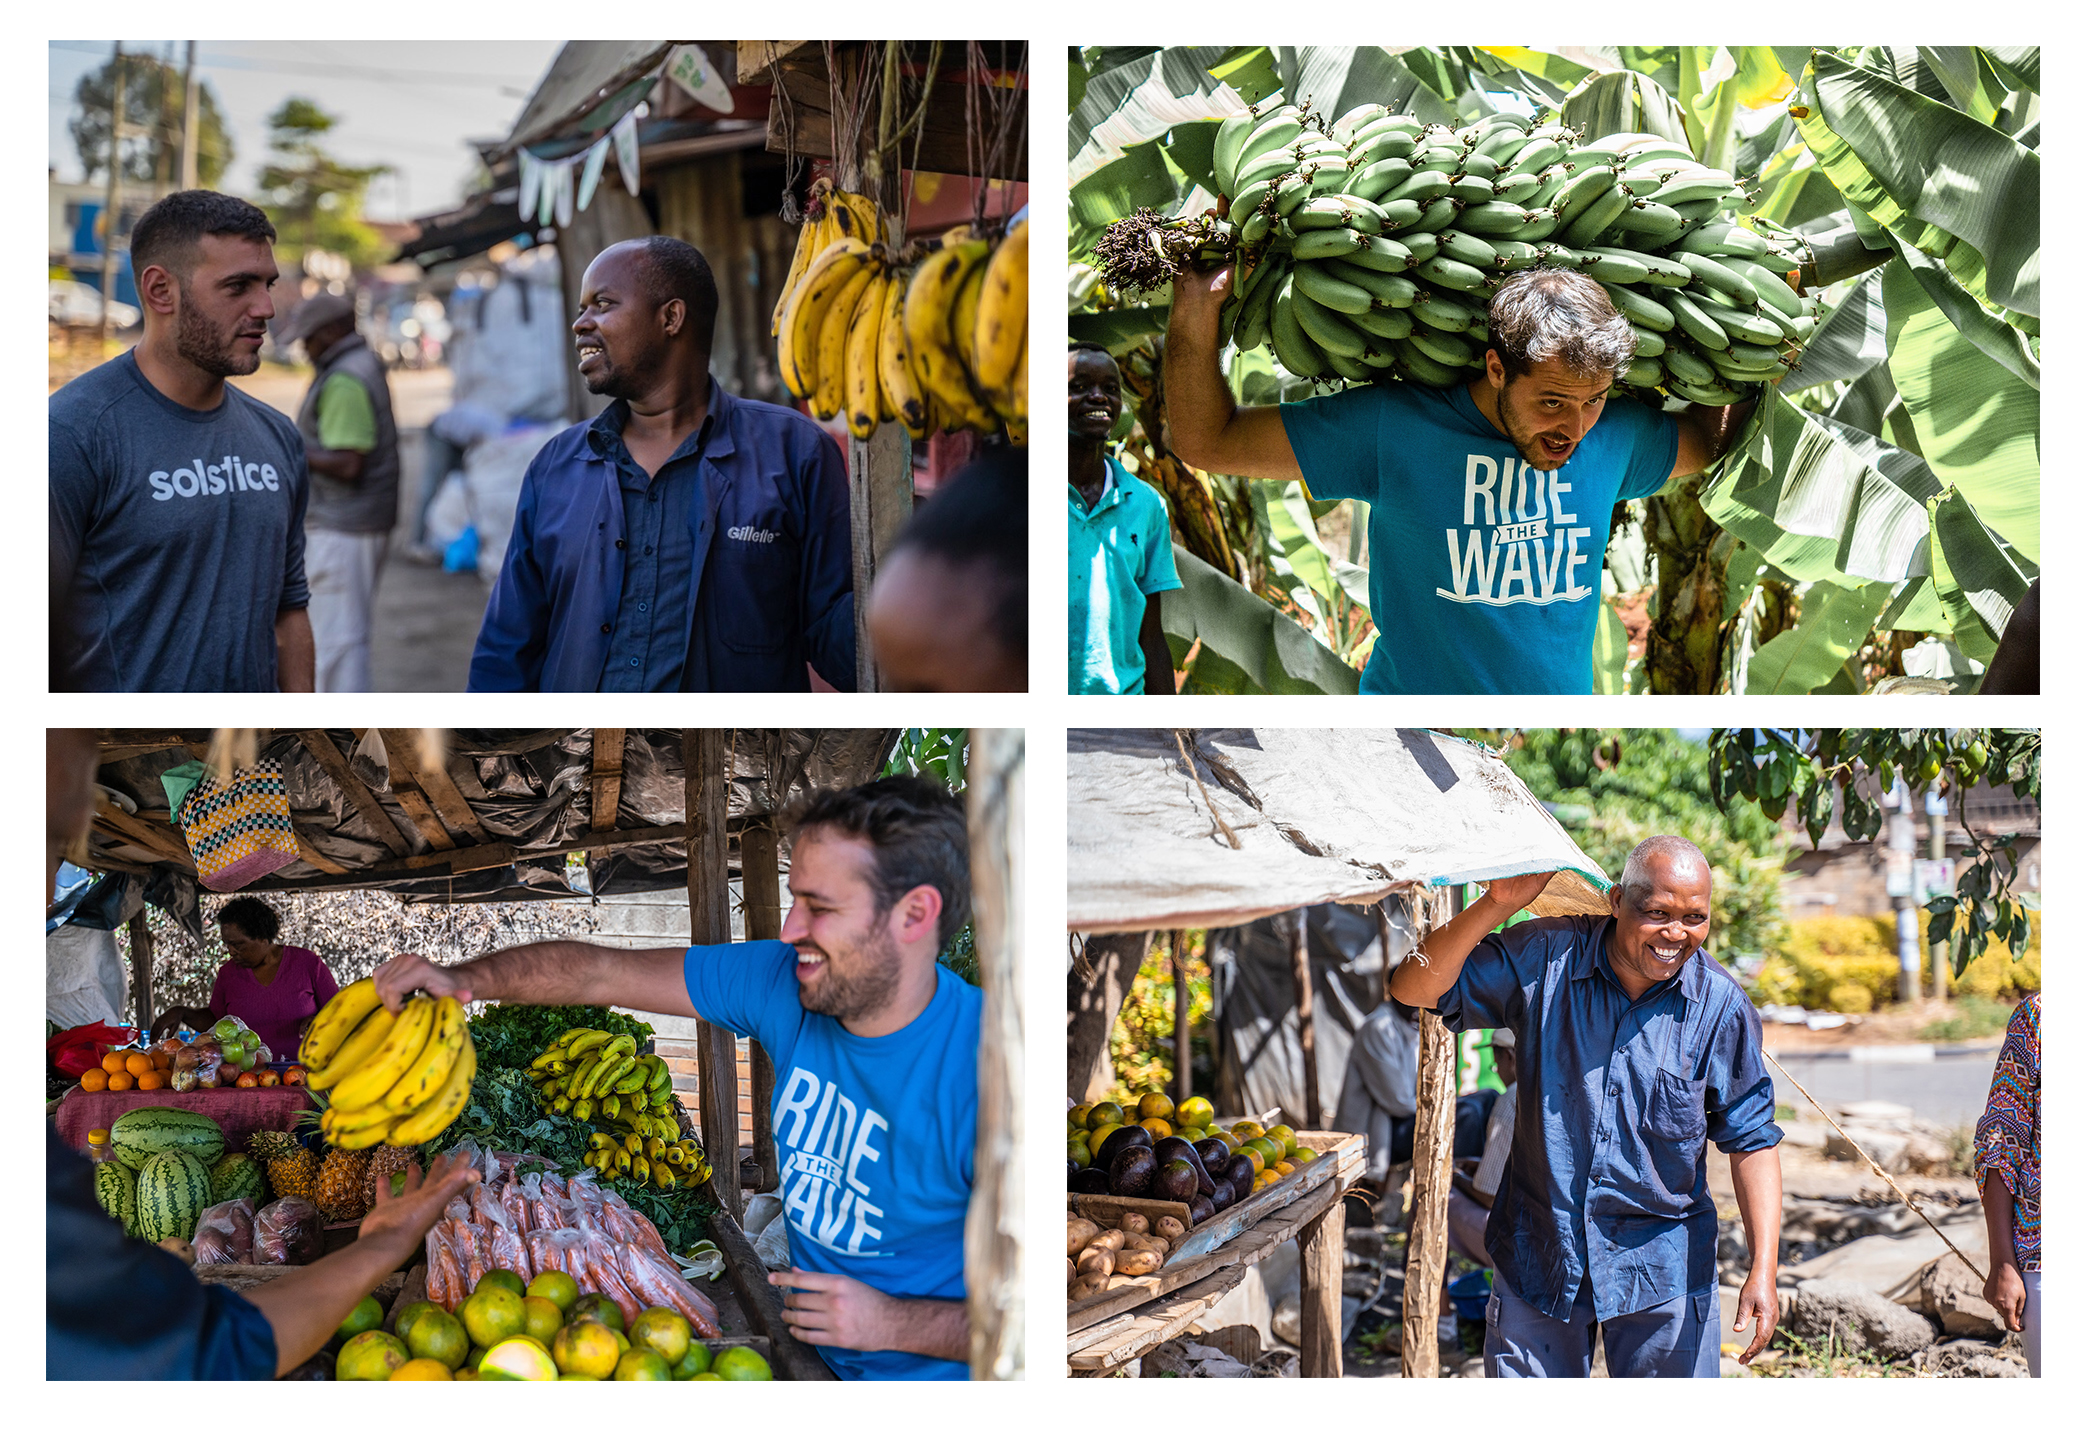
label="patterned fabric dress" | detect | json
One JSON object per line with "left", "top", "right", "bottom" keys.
{"left": 1973, "top": 994, "right": 2039, "bottom": 1272}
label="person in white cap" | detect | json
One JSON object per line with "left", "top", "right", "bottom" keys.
{"left": 283, "top": 291, "right": 399, "bottom": 691}
{"left": 1447, "top": 1025, "right": 1516, "bottom": 1267}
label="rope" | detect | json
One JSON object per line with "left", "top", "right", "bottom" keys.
{"left": 1762, "top": 1046, "right": 1989, "bottom": 1283}
{"left": 1173, "top": 730, "right": 1240, "bottom": 850}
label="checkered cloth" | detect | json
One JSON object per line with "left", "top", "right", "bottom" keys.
{"left": 179, "top": 760, "right": 300, "bottom": 891}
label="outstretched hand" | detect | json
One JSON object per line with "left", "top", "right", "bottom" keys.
{"left": 358, "top": 1150, "right": 479, "bottom": 1249}
{"left": 372, "top": 953, "right": 473, "bottom": 1012}
{"left": 1479, "top": 871, "right": 1553, "bottom": 916}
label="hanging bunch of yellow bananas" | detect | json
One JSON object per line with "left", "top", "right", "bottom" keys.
{"left": 301, "top": 979, "right": 477, "bottom": 1150}
{"left": 773, "top": 183, "right": 1027, "bottom": 444}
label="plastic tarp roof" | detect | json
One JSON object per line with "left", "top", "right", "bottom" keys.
{"left": 1067, "top": 728, "right": 1612, "bottom": 934}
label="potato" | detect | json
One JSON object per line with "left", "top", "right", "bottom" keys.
{"left": 1087, "top": 1228, "right": 1126, "bottom": 1252}
{"left": 1069, "top": 1273, "right": 1109, "bottom": 1301}
{"left": 1067, "top": 1257, "right": 1077, "bottom": 1284}
{"left": 1156, "top": 1216, "right": 1187, "bottom": 1241}
{"left": 1075, "top": 1246, "right": 1115, "bottom": 1279}
{"left": 1067, "top": 1219, "right": 1100, "bottom": 1255}
{"left": 1119, "top": 1213, "right": 1149, "bottom": 1236}
{"left": 1117, "top": 1248, "right": 1164, "bottom": 1276}
{"left": 1122, "top": 1233, "right": 1167, "bottom": 1255}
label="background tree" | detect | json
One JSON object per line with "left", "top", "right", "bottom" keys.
{"left": 1466, "top": 727, "right": 1791, "bottom": 962}
{"left": 70, "top": 51, "right": 234, "bottom": 190}
{"left": 256, "top": 97, "right": 392, "bottom": 271}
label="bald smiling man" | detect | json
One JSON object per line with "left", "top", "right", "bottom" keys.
{"left": 1390, "top": 836, "right": 1784, "bottom": 1377}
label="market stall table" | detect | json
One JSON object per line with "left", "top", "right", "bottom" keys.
{"left": 55, "top": 1085, "right": 313, "bottom": 1155}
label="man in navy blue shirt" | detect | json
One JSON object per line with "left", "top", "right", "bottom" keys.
{"left": 1390, "top": 836, "right": 1783, "bottom": 1377}
{"left": 469, "top": 236, "right": 854, "bottom": 691}
{"left": 370, "top": 777, "right": 979, "bottom": 1378}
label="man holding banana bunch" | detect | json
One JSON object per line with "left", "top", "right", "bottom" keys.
{"left": 371, "top": 776, "right": 980, "bottom": 1380}
{"left": 1167, "top": 236, "right": 1754, "bottom": 695}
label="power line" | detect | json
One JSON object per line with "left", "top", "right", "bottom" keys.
{"left": 48, "top": 41, "right": 540, "bottom": 92}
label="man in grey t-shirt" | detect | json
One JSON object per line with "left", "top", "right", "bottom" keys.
{"left": 49, "top": 190, "right": 313, "bottom": 692}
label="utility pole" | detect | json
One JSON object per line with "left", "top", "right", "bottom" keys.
{"left": 1928, "top": 787, "right": 1949, "bottom": 1000}
{"left": 98, "top": 43, "right": 125, "bottom": 350}
{"left": 1887, "top": 785, "right": 1918, "bottom": 1004}
{"left": 180, "top": 41, "right": 200, "bottom": 191}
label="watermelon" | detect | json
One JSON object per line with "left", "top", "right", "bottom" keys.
{"left": 136, "top": 1150, "right": 213, "bottom": 1243}
{"left": 210, "top": 1152, "right": 268, "bottom": 1205}
{"left": 111, "top": 1108, "right": 225, "bottom": 1172}
{"left": 94, "top": 1161, "right": 137, "bottom": 1235}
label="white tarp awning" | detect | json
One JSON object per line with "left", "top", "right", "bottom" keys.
{"left": 1068, "top": 728, "right": 1613, "bottom": 934}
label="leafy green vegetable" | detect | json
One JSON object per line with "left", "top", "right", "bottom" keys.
{"left": 467, "top": 1003, "right": 655, "bottom": 1072}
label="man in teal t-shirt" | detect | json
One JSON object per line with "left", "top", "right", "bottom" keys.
{"left": 1163, "top": 264, "right": 1755, "bottom": 693}
{"left": 370, "top": 776, "right": 980, "bottom": 1380}
{"left": 1069, "top": 344, "right": 1182, "bottom": 694}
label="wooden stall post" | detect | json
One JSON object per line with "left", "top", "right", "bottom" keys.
{"left": 684, "top": 729, "right": 740, "bottom": 1219}
{"left": 1290, "top": 909, "right": 1320, "bottom": 1130}
{"left": 1171, "top": 931, "right": 1192, "bottom": 1110}
{"left": 1400, "top": 887, "right": 1463, "bottom": 1379}
{"left": 965, "top": 728, "right": 1023, "bottom": 1379}
{"left": 127, "top": 912, "right": 155, "bottom": 1034}
{"left": 1068, "top": 932, "right": 1144, "bottom": 1101}
{"left": 739, "top": 819, "right": 783, "bottom": 1194}
{"left": 1298, "top": 1194, "right": 1347, "bottom": 1377}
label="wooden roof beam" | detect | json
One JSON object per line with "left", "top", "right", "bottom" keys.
{"left": 376, "top": 729, "right": 459, "bottom": 852}
{"left": 592, "top": 728, "right": 628, "bottom": 832}
{"left": 383, "top": 729, "right": 490, "bottom": 845}
{"left": 296, "top": 730, "right": 410, "bottom": 859}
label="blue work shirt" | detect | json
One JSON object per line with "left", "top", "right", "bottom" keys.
{"left": 468, "top": 381, "right": 855, "bottom": 692}
{"left": 1436, "top": 915, "right": 1780, "bottom": 1323}
{"left": 683, "top": 941, "right": 979, "bottom": 1380}
{"left": 594, "top": 405, "right": 703, "bottom": 690}
{"left": 1068, "top": 456, "right": 1182, "bottom": 694}
{"left": 1281, "top": 382, "right": 1675, "bottom": 694}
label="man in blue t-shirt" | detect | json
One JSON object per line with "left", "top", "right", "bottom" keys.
{"left": 373, "top": 776, "right": 980, "bottom": 1380}
{"left": 1165, "top": 263, "right": 1754, "bottom": 693}
{"left": 1069, "top": 344, "right": 1182, "bottom": 694}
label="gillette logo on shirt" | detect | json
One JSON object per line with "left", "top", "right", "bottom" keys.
{"left": 1437, "top": 453, "right": 1596, "bottom": 606}
{"left": 147, "top": 455, "right": 286, "bottom": 500}
{"left": 727, "top": 524, "right": 779, "bottom": 543}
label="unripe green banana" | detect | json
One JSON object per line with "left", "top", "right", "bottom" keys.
{"left": 1659, "top": 343, "right": 1716, "bottom": 387}
{"left": 1528, "top": 165, "right": 1574, "bottom": 207}
{"left": 1669, "top": 377, "right": 1746, "bottom": 406}
{"left": 1667, "top": 289, "right": 1731, "bottom": 350}
{"left": 1505, "top": 137, "right": 1566, "bottom": 176}
{"left": 1273, "top": 171, "right": 1316, "bottom": 217}
{"left": 1514, "top": 208, "right": 1562, "bottom": 242}
{"left": 1631, "top": 325, "right": 1667, "bottom": 358}
{"left": 1551, "top": 165, "right": 1619, "bottom": 228}
{"left": 1236, "top": 109, "right": 1304, "bottom": 171}
{"left": 1561, "top": 185, "right": 1632, "bottom": 247}
{"left": 1290, "top": 283, "right": 1370, "bottom": 357}
{"left": 1291, "top": 226, "right": 1370, "bottom": 263}
{"left": 1449, "top": 174, "right": 1498, "bottom": 204}
{"left": 1381, "top": 169, "right": 1453, "bottom": 207}
{"left": 1407, "top": 324, "right": 1476, "bottom": 369}
{"left": 1652, "top": 170, "right": 1739, "bottom": 207}
{"left": 1350, "top": 128, "right": 1419, "bottom": 166}
{"left": 1602, "top": 283, "right": 1674, "bottom": 332}
{"left": 1492, "top": 173, "right": 1544, "bottom": 204}
{"left": 1293, "top": 195, "right": 1389, "bottom": 234}
{"left": 1489, "top": 239, "right": 1544, "bottom": 271}
{"left": 1624, "top": 357, "right": 1664, "bottom": 387}
{"left": 1396, "top": 339, "right": 1466, "bottom": 386}
{"left": 1410, "top": 293, "right": 1479, "bottom": 333}
{"left": 1579, "top": 249, "right": 1650, "bottom": 285}
{"left": 1213, "top": 112, "right": 1258, "bottom": 195}
{"left": 1343, "top": 234, "right": 1416, "bottom": 273}
{"left": 1398, "top": 231, "right": 1441, "bottom": 264}
{"left": 1349, "top": 303, "right": 1414, "bottom": 342}
{"left": 1676, "top": 252, "right": 1757, "bottom": 306}
{"left": 1588, "top": 247, "right": 1689, "bottom": 287}
{"left": 1416, "top": 254, "right": 1490, "bottom": 292}
{"left": 1408, "top": 196, "right": 1460, "bottom": 234}
{"left": 1671, "top": 220, "right": 1769, "bottom": 260}
{"left": 1697, "top": 295, "right": 1791, "bottom": 346}
{"left": 1323, "top": 349, "right": 1375, "bottom": 381}
{"left": 1292, "top": 260, "right": 1375, "bottom": 316}
{"left": 1730, "top": 259, "right": 1802, "bottom": 317}
{"left": 1450, "top": 201, "right": 1527, "bottom": 237}
{"left": 1332, "top": 103, "right": 1391, "bottom": 140}
{"left": 1433, "top": 229, "right": 1499, "bottom": 270}
{"left": 1269, "top": 280, "right": 1328, "bottom": 377}
{"left": 1459, "top": 151, "right": 1502, "bottom": 180}
{"left": 1348, "top": 158, "right": 1414, "bottom": 201}
{"left": 1229, "top": 173, "right": 1279, "bottom": 216}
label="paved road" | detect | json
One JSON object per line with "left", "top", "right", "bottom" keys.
{"left": 1768, "top": 1045, "right": 2000, "bottom": 1128}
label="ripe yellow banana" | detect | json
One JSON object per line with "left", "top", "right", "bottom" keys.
{"left": 324, "top": 1097, "right": 396, "bottom": 1139}
{"left": 904, "top": 239, "right": 994, "bottom": 430}
{"left": 815, "top": 261, "right": 878, "bottom": 421}
{"left": 382, "top": 996, "right": 465, "bottom": 1114}
{"left": 304, "top": 1005, "right": 396, "bottom": 1091}
{"left": 970, "top": 219, "right": 1028, "bottom": 394}
{"left": 845, "top": 268, "right": 889, "bottom": 440}
{"left": 300, "top": 978, "right": 382, "bottom": 1072}
{"left": 835, "top": 190, "right": 884, "bottom": 245}
{"left": 771, "top": 206, "right": 829, "bottom": 337}
{"left": 1002, "top": 343, "right": 1029, "bottom": 439}
{"left": 329, "top": 994, "right": 436, "bottom": 1111}
{"left": 334, "top": 1111, "right": 400, "bottom": 1151}
{"left": 878, "top": 270, "right": 930, "bottom": 440}
{"left": 387, "top": 1037, "right": 476, "bottom": 1147}
{"left": 780, "top": 239, "right": 872, "bottom": 400}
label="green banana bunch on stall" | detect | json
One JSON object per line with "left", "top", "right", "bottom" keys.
{"left": 527, "top": 1027, "right": 689, "bottom": 1182}
{"left": 1096, "top": 95, "right": 1817, "bottom": 404}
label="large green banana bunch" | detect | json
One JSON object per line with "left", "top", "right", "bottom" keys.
{"left": 528, "top": 1026, "right": 683, "bottom": 1148}
{"left": 1151, "top": 96, "right": 1818, "bottom": 401}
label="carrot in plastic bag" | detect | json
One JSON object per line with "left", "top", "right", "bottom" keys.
{"left": 500, "top": 1179, "right": 533, "bottom": 1236}
{"left": 426, "top": 1220, "right": 467, "bottom": 1310}
{"left": 618, "top": 1242, "right": 722, "bottom": 1337}
{"left": 461, "top": 1221, "right": 491, "bottom": 1289}
{"left": 573, "top": 1231, "right": 642, "bottom": 1327}
{"left": 600, "top": 1190, "right": 670, "bottom": 1257}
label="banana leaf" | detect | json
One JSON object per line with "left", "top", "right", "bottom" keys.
{"left": 1802, "top": 51, "right": 2039, "bottom": 318}
{"left": 1883, "top": 231, "right": 2039, "bottom": 389}
{"left": 1559, "top": 69, "right": 1691, "bottom": 147}
{"left": 1882, "top": 262, "right": 2039, "bottom": 562}
{"left": 1067, "top": 306, "right": 1168, "bottom": 350}
{"left": 1744, "top": 579, "right": 1892, "bottom": 693}
{"left": 1982, "top": 46, "right": 2039, "bottom": 94}
{"left": 1162, "top": 544, "right": 1360, "bottom": 694}
{"left": 1208, "top": 47, "right": 1282, "bottom": 106}
{"left": 1593, "top": 602, "right": 1630, "bottom": 694}
{"left": 1926, "top": 489, "right": 2034, "bottom": 660}
{"left": 1070, "top": 46, "right": 1234, "bottom": 180}
{"left": 1915, "top": 47, "right": 2009, "bottom": 124}
{"left": 1783, "top": 269, "right": 1888, "bottom": 392}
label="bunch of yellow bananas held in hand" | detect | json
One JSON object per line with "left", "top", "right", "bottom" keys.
{"left": 301, "top": 978, "right": 477, "bottom": 1150}
{"left": 773, "top": 183, "right": 1027, "bottom": 444}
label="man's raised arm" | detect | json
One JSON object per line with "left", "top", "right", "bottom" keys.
{"left": 1388, "top": 872, "right": 1552, "bottom": 1009}
{"left": 373, "top": 943, "right": 697, "bottom": 1020}
{"left": 1162, "top": 263, "right": 1303, "bottom": 482}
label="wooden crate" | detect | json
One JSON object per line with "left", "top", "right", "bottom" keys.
{"left": 1066, "top": 1130, "right": 1361, "bottom": 1332}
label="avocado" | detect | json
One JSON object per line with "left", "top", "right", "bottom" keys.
{"left": 1071, "top": 1167, "right": 1112, "bottom": 1195}
{"left": 1207, "top": 1178, "right": 1236, "bottom": 1212}
{"left": 1192, "top": 1138, "right": 1230, "bottom": 1170}
{"left": 1109, "top": 1145, "right": 1159, "bottom": 1198}
{"left": 1096, "top": 1124, "right": 1154, "bottom": 1168}
{"left": 1152, "top": 1138, "right": 1216, "bottom": 1196}
{"left": 1154, "top": 1158, "right": 1199, "bottom": 1203}
{"left": 1223, "top": 1155, "right": 1255, "bottom": 1192}
{"left": 1188, "top": 1193, "right": 1215, "bottom": 1225}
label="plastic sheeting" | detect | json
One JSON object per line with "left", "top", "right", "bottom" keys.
{"left": 1067, "top": 728, "right": 1612, "bottom": 933}
{"left": 48, "top": 924, "right": 128, "bottom": 1028}
{"left": 88, "top": 730, "right": 900, "bottom": 922}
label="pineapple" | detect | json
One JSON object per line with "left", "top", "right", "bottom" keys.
{"left": 363, "top": 1146, "right": 418, "bottom": 1208}
{"left": 250, "top": 1132, "right": 321, "bottom": 1203}
{"left": 316, "top": 1147, "right": 373, "bottom": 1223}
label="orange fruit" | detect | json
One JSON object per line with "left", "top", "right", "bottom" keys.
{"left": 124, "top": 1052, "right": 153, "bottom": 1078}
{"left": 389, "top": 1357, "right": 453, "bottom": 1380}
{"left": 136, "top": 1072, "right": 166, "bottom": 1091}
{"left": 80, "top": 1068, "right": 107, "bottom": 1092}
{"left": 106, "top": 1071, "right": 134, "bottom": 1092}
{"left": 100, "top": 1050, "right": 127, "bottom": 1074}
{"left": 152, "top": 1048, "right": 173, "bottom": 1070}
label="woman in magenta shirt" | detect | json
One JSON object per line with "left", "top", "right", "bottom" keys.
{"left": 150, "top": 897, "right": 339, "bottom": 1060}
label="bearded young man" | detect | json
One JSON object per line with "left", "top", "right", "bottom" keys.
{"left": 1165, "top": 263, "right": 1752, "bottom": 694}
{"left": 371, "top": 776, "right": 979, "bottom": 1380}
{"left": 49, "top": 191, "right": 313, "bottom": 691}
{"left": 1389, "top": 836, "right": 1783, "bottom": 1378}
{"left": 468, "top": 235, "right": 854, "bottom": 692}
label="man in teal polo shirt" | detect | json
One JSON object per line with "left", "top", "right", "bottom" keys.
{"left": 1069, "top": 344, "right": 1181, "bottom": 694}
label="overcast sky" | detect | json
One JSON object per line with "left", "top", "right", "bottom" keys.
{"left": 49, "top": 41, "right": 564, "bottom": 221}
